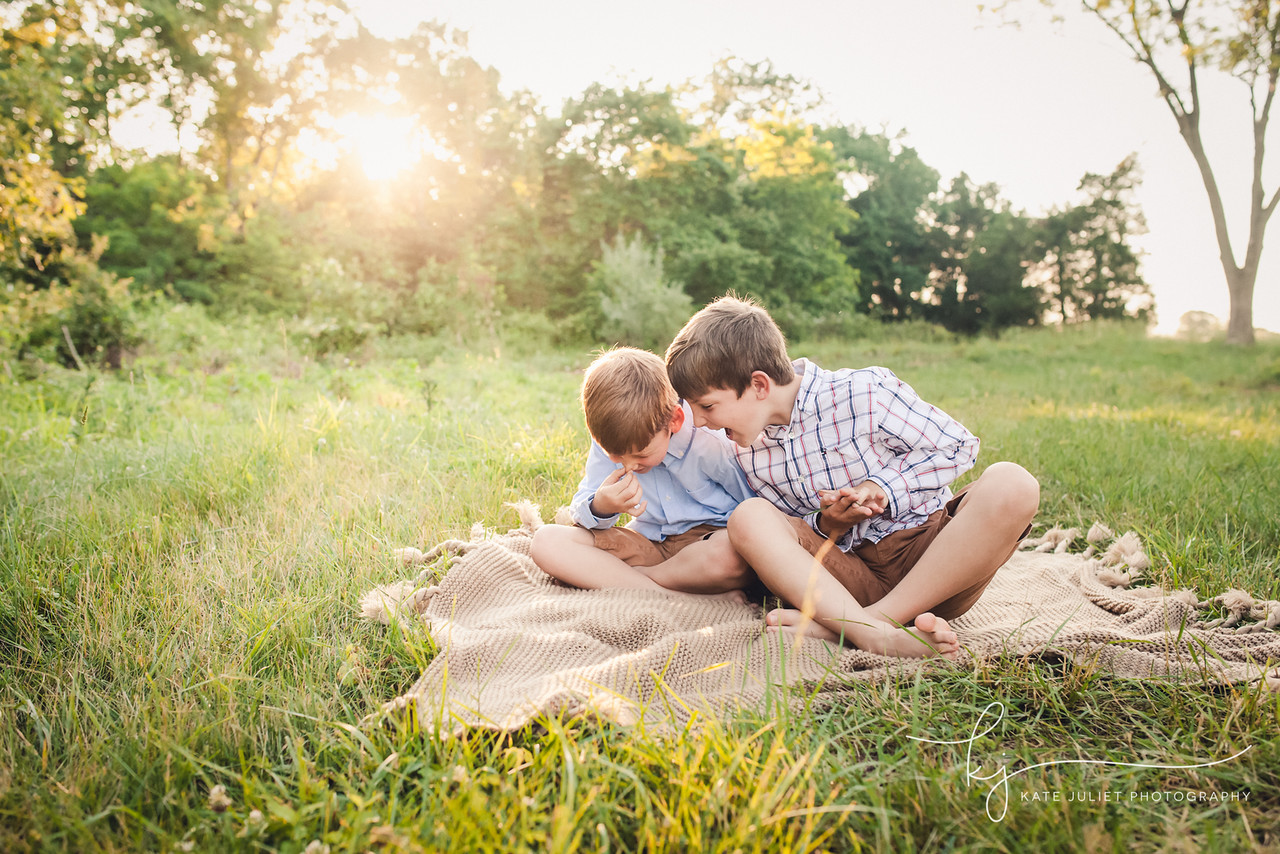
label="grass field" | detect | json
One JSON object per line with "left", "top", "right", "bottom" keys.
{"left": 1, "top": 306, "right": 1278, "bottom": 852}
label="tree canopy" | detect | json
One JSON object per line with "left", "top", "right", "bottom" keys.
{"left": 1, "top": 0, "right": 1158, "bottom": 367}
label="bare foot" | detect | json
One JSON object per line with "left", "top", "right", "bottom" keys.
{"left": 768, "top": 609, "right": 959, "bottom": 659}
{"left": 851, "top": 611, "right": 958, "bottom": 660}
{"left": 765, "top": 607, "right": 844, "bottom": 643}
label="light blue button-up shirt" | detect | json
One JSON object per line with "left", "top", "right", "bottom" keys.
{"left": 569, "top": 402, "right": 756, "bottom": 541}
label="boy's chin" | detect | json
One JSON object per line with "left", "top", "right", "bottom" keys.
{"left": 725, "top": 429, "right": 757, "bottom": 447}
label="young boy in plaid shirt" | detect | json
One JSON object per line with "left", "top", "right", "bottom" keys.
{"left": 665, "top": 296, "right": 1039, "bottom": 659}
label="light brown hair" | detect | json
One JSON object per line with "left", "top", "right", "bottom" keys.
{"left": 665, "top": 295, "right": 793, "bottom": 398}
{"left": 581, "top": 347, "right": 679, "bottom": 455}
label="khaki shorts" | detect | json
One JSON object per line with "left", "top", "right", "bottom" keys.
{"left": 783, "top": 487, "right": 1028, "bottom": 620}
{"left": 586, "top": 523, "right": 723, "bottom": 567}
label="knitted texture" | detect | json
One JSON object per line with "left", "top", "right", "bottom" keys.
{"left": 361, "top": 507, "right": 1280, "bottom": 733}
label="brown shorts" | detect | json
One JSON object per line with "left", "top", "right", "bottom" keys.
{"left": 586, "top": 523, "right": 723, "bottom": 567}
{"left": 783, "top": 487, "right": 1028, "bottom": 620}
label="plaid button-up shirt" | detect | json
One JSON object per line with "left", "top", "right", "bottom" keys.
{"left": 736, "top": 358, "right": 979, "bottom": 551}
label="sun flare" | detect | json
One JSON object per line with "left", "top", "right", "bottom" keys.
{"left": 333, "top": 113, "right": 423, "bottom": 181}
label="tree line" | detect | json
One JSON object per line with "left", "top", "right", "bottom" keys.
{"left": 1, "top": 0, "right": 1153, "bottom": 368}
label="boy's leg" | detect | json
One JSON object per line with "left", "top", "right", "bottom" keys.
{"left": 530, "top": 524, "right": 750, "bottom": 600}
{"left": 869, "top": 462, "right": 1039, "bottom": 627}
{"left": 727, "top": 498, "right": 960, "bottom": 659}
{"left": 530, "top": 524, "right": 671, "bottom": 591}
{"left": 634, "top": 527, "right": 754, "bottom": 594}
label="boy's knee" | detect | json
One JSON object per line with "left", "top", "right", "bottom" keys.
{"left": 530, "top": 526, "right": 550, "bottom": 564}
{"left": 983, "top": 462, "right": 1040, "bottom": 519}
{"left": 728, "top": 499, "right": 805, "bottom": 562}
{"left": 727, "top": 497, "right": 781, "bottom": 541}
{"left": 531, "top": 523, "right": 571, "bottom": 565}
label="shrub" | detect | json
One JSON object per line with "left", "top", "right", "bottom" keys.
{"left": 8, "top": 267, "right": 141, "bottom": 370}
{"left": 387, "top": 260, "right": 461, "bottom": 338}
{"left": 587, "top": 233, "right": 692, "bottom": 351}
{"left": 283, "top": 258, "right": 388, "bottom": 355}
{"left": 496, "top": 309, "right": 567, "bottom": 356}
{"left": 75, "top": 157, "right": 229, "bottom": 302}
{"left": 216, "top": 208, "right": 313, "bottom": 315}
{"left": 800, "top": 307, "right": 883, "bottom": 342}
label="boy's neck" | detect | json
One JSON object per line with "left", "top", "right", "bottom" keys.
{"left": 765, "top": 373, "right": 803, "bottom": 427}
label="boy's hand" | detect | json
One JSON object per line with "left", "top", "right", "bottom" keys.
{"left": 816, "top": 482, "right": 888, "bottom": 537}
{"left": 591, "top": 467, "right": 648, "bottom": 518}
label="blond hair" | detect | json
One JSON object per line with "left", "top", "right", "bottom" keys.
{"left": 581, "top": 347, "right": 679, "bottom": 455}
{"left": 665, "top": 295, "right": 793, "bottom": 398}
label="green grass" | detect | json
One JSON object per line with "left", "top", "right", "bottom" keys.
{"left": 1, "top": 308, "right": 1277, "bottom": 852}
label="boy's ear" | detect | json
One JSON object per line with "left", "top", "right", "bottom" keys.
{"left": 668, "top": 404, "right": 686, "bottom": 433}
{"left": 749, "top": 371, "right": 772, "bottom": 399}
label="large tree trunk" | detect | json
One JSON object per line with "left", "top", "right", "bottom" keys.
{"left": 1102, "top": 3, "right": 1279, "bottom": 347}
{"left": 1225, "top": 266, "right": 1257, "bottom": 345}
{"left": 1179, "top": 120, "right": 1258, "bottom": 345}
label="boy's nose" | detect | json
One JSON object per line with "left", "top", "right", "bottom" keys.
{"left": 691, "top": 411, "right": 708, "bottom": 428}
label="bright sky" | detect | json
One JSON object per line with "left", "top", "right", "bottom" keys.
{"left": 351, "top": 0, "right": 1278, "bottom": 335}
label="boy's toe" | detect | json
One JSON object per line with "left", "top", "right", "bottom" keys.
{"left": 914, "top": 612, "right": 959, "bottom": 654}
{"left": 764, "top": 607, "right": 802, "bottom": 627}
{"left": 914, "top": 612, "right": 943, "bottom": 632}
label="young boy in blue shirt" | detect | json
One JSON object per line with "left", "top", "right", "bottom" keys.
{"left": 531, "top": 347, "right": 757, "bottom": 595}
{"left": 665, "top": 296, "right": 1040, "bottom": 659}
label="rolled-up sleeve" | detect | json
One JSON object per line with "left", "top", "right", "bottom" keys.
{"left": 568, "top": 442, "right": 623, "bottom": 529}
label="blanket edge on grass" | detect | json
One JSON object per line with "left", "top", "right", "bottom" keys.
{"left": 359, "top": 503, "right": 1280, "bottom": 733}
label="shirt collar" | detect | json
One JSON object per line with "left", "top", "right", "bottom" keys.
{"left": 665, "top": 400, "right": 696, "bottom": 460}
{"left": 761, "top": 358, "right": 816, "bottom": 442}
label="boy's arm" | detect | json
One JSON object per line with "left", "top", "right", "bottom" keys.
{"left": 568, "top": 441, "right": 625, "bottom": 529}
{"left": 861, "top": 371, "right": 979, "bottom": 521}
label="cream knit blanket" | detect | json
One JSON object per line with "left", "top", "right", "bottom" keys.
{"left": 361, "top": 505, "right": 1280, "bottom": 733}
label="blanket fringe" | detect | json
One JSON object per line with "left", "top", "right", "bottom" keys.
{"left": 505, "top": 499, "right": 545, "bottom": 532}
{"left": 359, "top": 581, "right": 440, "bottom": 624}
{"left": 363, "top": 501, "right": 548, "bottom": 625}
{"left": 1023, "top": 525, "right": 1280, "bottom": 634}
